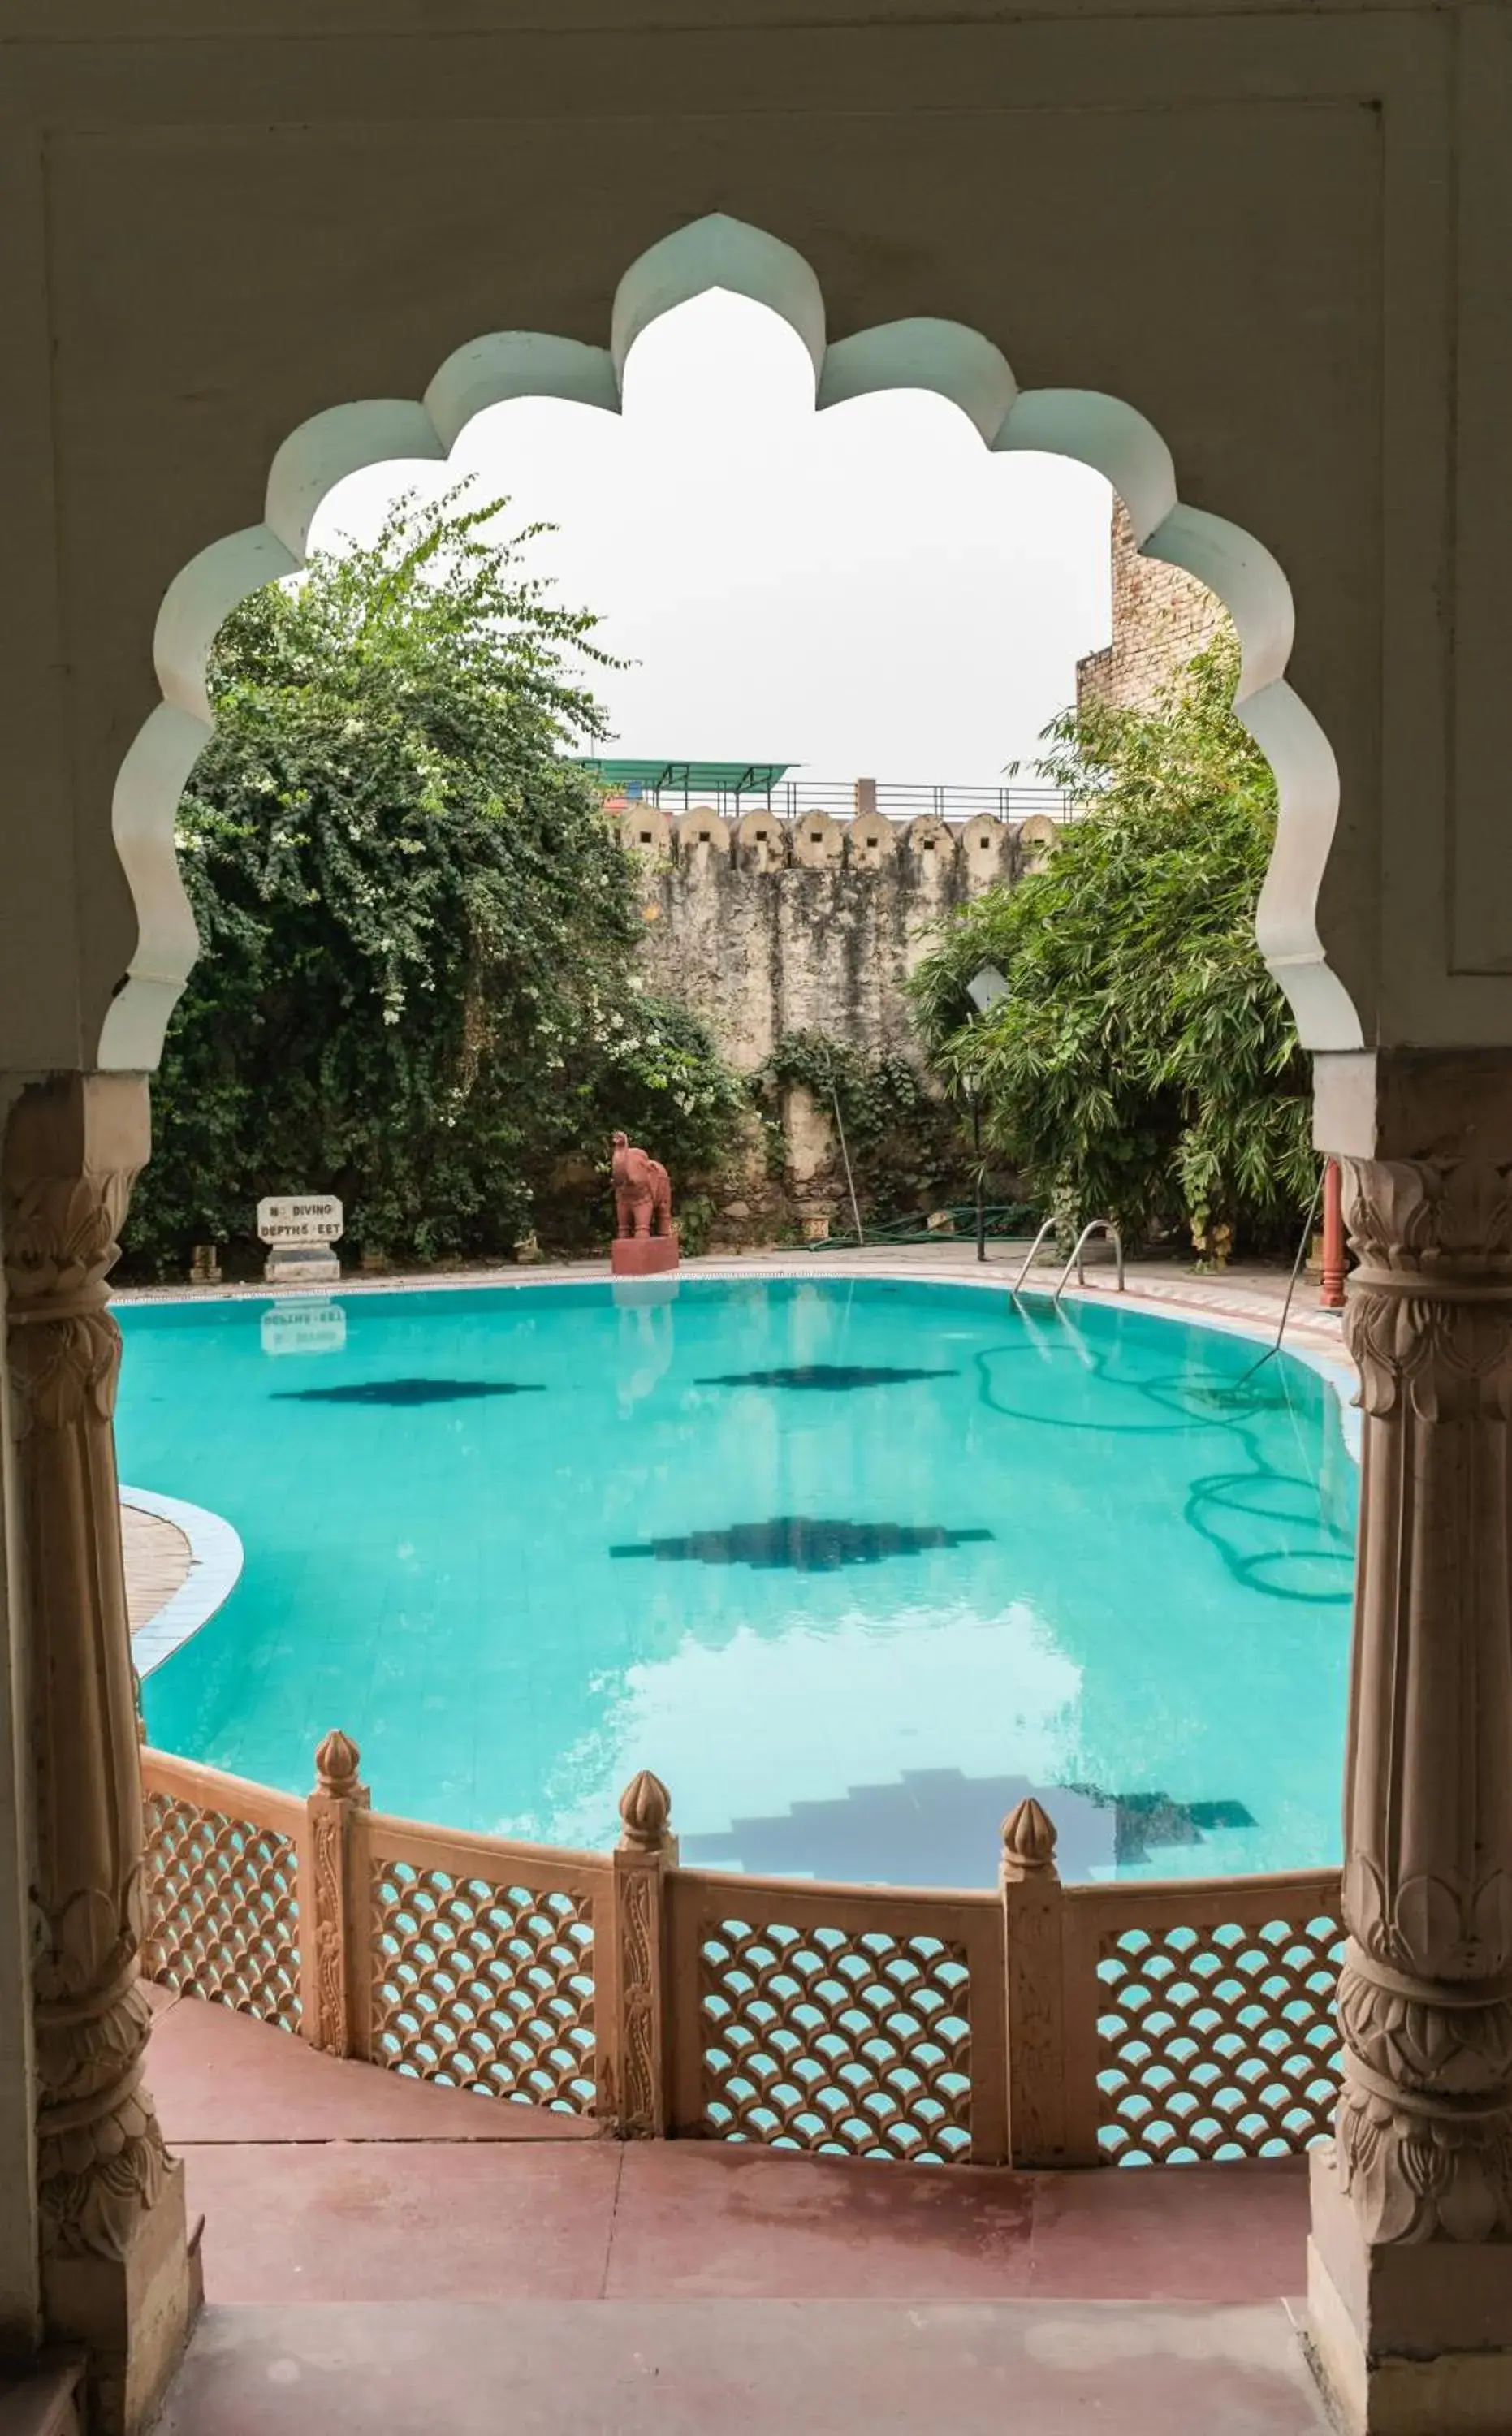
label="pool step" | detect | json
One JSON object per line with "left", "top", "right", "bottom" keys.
{"left": 680, "top": 1765, "right": 1251, "bottom": 1885}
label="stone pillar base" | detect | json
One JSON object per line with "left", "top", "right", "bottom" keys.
{"left": 41, "top": 2161, "right": 197, "bottom": 2436}
{"left": 1306, "top": 2146, "right": 1512, "bottom": 2434}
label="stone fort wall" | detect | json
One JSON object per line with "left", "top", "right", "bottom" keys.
{"left": 624, "top": 496, "right": 1224, "bottom": 1078}
{"left": 623, "top": 804, "right": 1060, "bottom": 1072}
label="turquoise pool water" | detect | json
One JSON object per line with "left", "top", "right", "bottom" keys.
{"left": 124, "top": 1276, "right": 1357, "bottom": 1886}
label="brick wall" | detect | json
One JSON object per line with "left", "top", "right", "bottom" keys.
{"left": 1075, "top": 496, "right": 1225, "bottom": 715}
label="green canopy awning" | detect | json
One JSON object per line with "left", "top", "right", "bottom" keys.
{"left": 577, "top": 758, "right": 793, "bottom": 799}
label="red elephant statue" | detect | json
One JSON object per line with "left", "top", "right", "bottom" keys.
{"left": 611, "top": 1132, "right": 675, "bottom": 1241}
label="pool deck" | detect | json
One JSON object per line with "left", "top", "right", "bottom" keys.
{"left": 123, "top": 1501, "right": 193, "bottom": 1632}
{"left": 148, "top": 1988, "right": 1328, "bottom": 2434}
{"left": 116, "top": 1250, "right": 1350, "bottom": 1633}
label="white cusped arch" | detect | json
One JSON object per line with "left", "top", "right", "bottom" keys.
{"left": 102, "top": 210, "right": 1360, "bottom": 1070}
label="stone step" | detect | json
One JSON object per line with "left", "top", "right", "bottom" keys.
{"left": 0, "top": 2360, "right": 84, "bottom": 2436}
{"left": 160, "top": 2299, "right": 1330, "bottom": 2436}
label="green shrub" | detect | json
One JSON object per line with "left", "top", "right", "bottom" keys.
{"left": 909, "top": 637, "right": 1312, "bottom": 1259}
{"left": 125, "top": 487, "right": 740, "bottom": 1276}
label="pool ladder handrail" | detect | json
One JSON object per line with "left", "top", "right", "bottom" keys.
{"left": 1011, "top": 1216, "right": 1125, "bottom": 1300}
{"left": 1010, "top": 1218, "right": 1061, "bottom": 1294}
{"left": 1055, "top": 1218, "right": 1125, "bottom": 1302}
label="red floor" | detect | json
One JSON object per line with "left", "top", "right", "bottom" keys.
{"left": 148, "top": 1993, "right": 1311, "bottom": 2309}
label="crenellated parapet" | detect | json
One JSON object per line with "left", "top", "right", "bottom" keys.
{"left": 612, "top": 803, "right": 1040, "bottom": 883}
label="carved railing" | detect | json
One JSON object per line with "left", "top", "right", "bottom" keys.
{"left": 140, "top": 1742, "right": 1342, "bottom": 2166}
{"left": 142, "top": 1750, "right": 305, "bottom": 2032}
{"left": 668, "top": 1871, "right": 1004, "bottom": 2163}
{"left": 1082, "top": 1877, "right": 1344, "bottom": 2166}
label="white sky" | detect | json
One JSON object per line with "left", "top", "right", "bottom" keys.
{"left": 312, "top": 291, "right": 1114, "bottom": 788}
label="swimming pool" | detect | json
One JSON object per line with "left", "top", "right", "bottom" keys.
{"left": 123, "top": 1276, "right": 1356, "bottom": 1886}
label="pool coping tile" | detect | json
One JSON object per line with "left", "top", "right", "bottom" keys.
{"left": 122, "top": 1482, "right": 245, "bottom": 1676}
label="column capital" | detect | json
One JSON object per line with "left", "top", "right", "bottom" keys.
{"left": 4, "top": 1076, "right": 149, "bottom": 1436}
{"left": 1340, "top": 1155, "right": 1512, "bottom": 1424}
{"left": 1314, "top": 1047, "right": 1512, "bottom": 1165}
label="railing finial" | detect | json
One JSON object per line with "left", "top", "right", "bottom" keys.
{"left": 1001, "top": 1796, "right": 1059, "bottom": 1882}
{"left": 618, "top": 1768, "right": 672, "bottom": 1852}
{"left": 315, "top": 1728, "right": 361, "bottom": 1798}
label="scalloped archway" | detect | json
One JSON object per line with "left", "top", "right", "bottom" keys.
{"left": 102, "top": 211, "right": 1361, "bottom": 1072}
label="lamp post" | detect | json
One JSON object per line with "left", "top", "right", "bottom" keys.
{"left": 965, "top": 1073, "right": 985, "bottom": 1262}
{"left": 965, "top": 964, "right": 1009, "bottom": 1265}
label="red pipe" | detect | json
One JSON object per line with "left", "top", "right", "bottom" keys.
{"left": 1320, "top": 1158, "right": 1347, "bottom": 1311}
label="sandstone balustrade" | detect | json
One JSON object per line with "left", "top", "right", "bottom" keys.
{"left": 139, "top": 1738, "right": 1344, "bottom": 2170}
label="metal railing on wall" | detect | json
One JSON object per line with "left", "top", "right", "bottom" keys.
{"left": 619, "top": 780, "right": 1078, "bottom": 825}
{"left": 140, "top": 1738, "right": 1344, "bottom": 2168}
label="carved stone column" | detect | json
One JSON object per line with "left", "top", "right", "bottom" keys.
{"left": 2, "top": 1075, "right": 195, "bottom": 2432}
{"left": 1307, "top": 1140, "right": 1512, "bottom": 2432}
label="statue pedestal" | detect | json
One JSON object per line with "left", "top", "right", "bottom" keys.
{"left": 611, "top": 1235, "right": 678, "bottom": 1277}
{"left": 265, "top": 1244, "right": 339, "bottom": 1288}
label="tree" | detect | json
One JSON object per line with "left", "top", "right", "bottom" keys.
{"left": 126, "top": 486, "right": 737, "bottom": 1273}
{"left": 909, "top": 637, "right": 1313, "bottom": 1259}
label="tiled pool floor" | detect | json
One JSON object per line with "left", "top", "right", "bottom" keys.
{"left": 120, "top": 1258, "right": 1356, "bottom": 1879}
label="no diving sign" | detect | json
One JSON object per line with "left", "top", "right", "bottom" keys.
{"left": 257, "top": 1194, "right": 343, "bottom": 1246}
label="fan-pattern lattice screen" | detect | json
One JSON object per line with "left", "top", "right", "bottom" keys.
{"left": 700, "top": 1913, "right": 973, "bottom": 2162}
{"left": 143, "top": 1789, "right": 302, "bottom": 2032}
{"left": 369, "top": 1858, "right": 596, "bottom": 2112}
{"left": 1097, "top": 1911, "right": 1343, "bottom": 2163}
